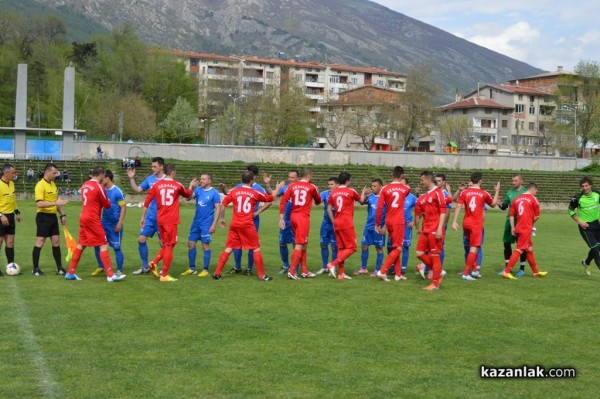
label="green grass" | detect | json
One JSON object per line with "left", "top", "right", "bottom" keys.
{"left": 0, "top": 201, "right": 598, "bottom": 398}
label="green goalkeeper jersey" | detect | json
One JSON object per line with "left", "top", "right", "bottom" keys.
{"left": 500, "top": 186, "right": 527, "bottom": 217}
{"left": 568, "top": 190, "right": 600, "bottom": 222}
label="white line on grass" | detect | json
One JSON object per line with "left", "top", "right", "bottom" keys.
{"left": 7, "top": 279, "right": 61, "bottom": 398}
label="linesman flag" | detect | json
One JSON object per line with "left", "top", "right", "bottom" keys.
{"left": 62, "top": 225, "right": 77, "bottom": 262}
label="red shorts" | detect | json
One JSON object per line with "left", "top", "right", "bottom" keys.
{"left": 290, "top": 214, "right": 310, "bottom": 245}
{"left": 159, "top": 224, "right": 179, "bottom": 246}
{"left": 387, "top": 224, "right": 405, "bottom": 247}
{"left": 463, "top": 226, "right": 483, "bottom": 247}
{"left": 416, "top": 231, "right": 444, "bottom": 254}
{"left": 515, "top": 232, "right": 533, "bottom": 250}
{"left": 79, "top": 222, "right": 107, "bottom": 247}
{"left": 226, "top": 225, "right": 260, "bottom": 250}
{"left": 334, "top": 228, "right": 356, "bottom": 250}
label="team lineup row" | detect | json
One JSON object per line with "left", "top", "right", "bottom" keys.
{"left": 0, "top": 159, "right": 597, "bottom": 287}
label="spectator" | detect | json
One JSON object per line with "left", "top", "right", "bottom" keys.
{"left": 129, "top": 158, "right": 135, "bottom": 168}
{"left": 122, "top": 158, "right": 129, "bottom": 169}
{"left": 97, "top": 145, "right": 103, "bottom": 159}
{"left": 13, "top": 170, "right": 18, "bottom": 181}
{"left": 63, "top": 169, "right": 70, "bottom": 182}
{"left": 27, "top": 168, "right": 35, "bottom": 180}
{"left": 65, "top": 187, "right": 72, "bottom": 199}
{"left": 135, "top": 157, "right": 141, "bottom": 167}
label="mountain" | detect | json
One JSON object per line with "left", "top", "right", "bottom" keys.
{"left": 7, "top": 0, "right": 544, "bottom": 101}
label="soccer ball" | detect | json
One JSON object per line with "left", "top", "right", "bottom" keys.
{"left": 5, "top": 262, "right": 20, "bottom": 276}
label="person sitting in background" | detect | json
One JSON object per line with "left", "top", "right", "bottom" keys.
{"left": 27, "top": 167, "right": 35, "bottom": 180}
{"left": 62, "top": 169, "right": 70, "bottom": 182}
{"left": 135, "top": 157, "right": 141, "bottom": 167}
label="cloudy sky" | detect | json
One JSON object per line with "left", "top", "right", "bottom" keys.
{"left": 372, "top": 0, "right": 599, "bottom": 72}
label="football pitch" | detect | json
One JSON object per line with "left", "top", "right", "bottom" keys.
{"left": 0, "top": 201, "right": 598, "bottom": 398}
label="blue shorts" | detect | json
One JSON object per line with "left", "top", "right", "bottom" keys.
{"left": 279, "top": 223, "right": 294, "bottom": 245}
{"left": 320, "top": 224, "right": 337, "bottom": 246}
{"left": 102, "top": 221, "right": 122, "bottom": 250}
{"left": 140, "top": 215, "right": 159, "bottom": 238}
{"left": 362, "top": 228, "right": 385, "bottom": 248}
{"left": 188, "top": 223, "right": 213, "bottom": 243}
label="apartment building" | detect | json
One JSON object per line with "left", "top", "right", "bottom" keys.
{"left": 172, "top": 50, "right": 406, "bottom": 117}
{"left": 317, "top": 85, "right": 404, "bottom": 150}
{"left": 438, "top": 84, "right": 555, "bottom": 155}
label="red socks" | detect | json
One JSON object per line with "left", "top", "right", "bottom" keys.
{"left": 526, "top": 251, "right": 538, "bottom": 273}
{"left": 214, "top": 251, "right": 231, "bottom": 275}
{"left": 290, "top": 249, "right": 302, "bottom": 275}
{"left": 464, "top": 251, "right": 478, "bottom": 275}
{"left": 161, "top": 246, "right": 174, "bottom": 277}
{"left": 67, "top": 247, "right": 83, "bottom": 274}
{"left": 380, "top": 248, "right": 400, "bottom": 275}
{"left": 504, "top": 250, "right": 521, "bottom": 274}
{"left": 253, "top": 251, "right": 265, "bottom": 279}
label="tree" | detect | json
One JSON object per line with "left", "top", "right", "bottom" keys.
{"left": 554, "top": 60, "right": 600, "bottom": 157}
{"left": 317, "top": 105, "right": 354, "bottom": 149}
{"left": 438, "top": 117, "right": 474, "bottom": 152}
{"left": 259, "top": 78, "right": 312, "bottom": 146}
{"left": 352, "top": 102, "right": 400, "bottom": 150}
{"left": 142, "top": 51, "right": 198, "bottom": 124}
{"left": 162, "top": 97, "right": 202, "bottom": 143}
{"left": 392, "top": 65, "right": 440, "bottom": 150}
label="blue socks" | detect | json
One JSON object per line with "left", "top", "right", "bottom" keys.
{"left": 233, "top": 249, "right": 242, "bottom": 270}
{"left": 188, "top": 247, "right": 197, "bottom": 270}
{"left": 321, "top": 246, "right": 329, "bottom": 268}
{"left": 280, "top": 245, "right": 290, "bottom": 268}
{"left": 361, "top": 248, "right": 369, "bottom": 269}
{"left": 203, "top": 249, "right": 211, "bottom": 270}
{"left": 376, "top": 251, "right": 384, "bottom": 271}
{"left": 139, "top": 241, "right": 148, "bottom": 268}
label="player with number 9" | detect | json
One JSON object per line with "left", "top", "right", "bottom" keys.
{"left": 451, "top": 172, "right": 500, "bottom": 280}
{"left": 326, "top": 172, "right": 369, "bottom": 280}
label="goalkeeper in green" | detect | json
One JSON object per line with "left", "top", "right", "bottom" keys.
{"left": 569, "top": 176, "right": 600, "bottom": 276}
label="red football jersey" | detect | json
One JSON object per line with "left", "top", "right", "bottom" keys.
{"left": 80, "top": 179, "right": 110, "bottom": 224}
{"left": 223, "top": 186, "right": 274, "bottom": 228}
{"left": 457, "top": 187, "right": 493, "bottom": 229}
{"left": 328, "top": 185, "right": 361, "bottom": 230}
{"left": 375, "top": 182, "right": 411, "bottom": 226}
{"left": 144, "top": 178, "right": 192, "bottom": 225}
{"left": 279, "top": 180, "right": 321, "bottom": 217}
{"left": 415, "top": 187, "right": 447, "bottom": 233}
{"left": 509, "top": 193, "right": 539, "bottom": 234}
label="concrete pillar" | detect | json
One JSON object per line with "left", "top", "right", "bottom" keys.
{"left": 14, "top": 64, "right": 27, "bottom": 158}
{"left": 62, "top": 67, "right": 76, "bottom": 159}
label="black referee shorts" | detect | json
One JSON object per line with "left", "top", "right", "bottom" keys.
{"left": 0, "top": 213, "right": 16, "bottom": 236}
{"left": 36, "top": 212, "right": 60, "bottom": 238}
{"left": 579, "top": 220, "right": 600, "bottom": 249}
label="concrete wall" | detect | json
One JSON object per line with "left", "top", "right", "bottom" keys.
{"left": 74, "top": 141, "right": 583, "bottom": 171}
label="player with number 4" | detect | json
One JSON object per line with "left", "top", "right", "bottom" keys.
{"left": 451, "top": 172, "right": 500, "bottom": 280}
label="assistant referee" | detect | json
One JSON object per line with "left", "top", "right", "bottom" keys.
{"left": 0, "top": 163, "right": 22, "bottom": 276}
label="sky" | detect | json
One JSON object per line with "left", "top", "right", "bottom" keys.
{"left": 371, "top": 0, "right": 599, "bottom": 72}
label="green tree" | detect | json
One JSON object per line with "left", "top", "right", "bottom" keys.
{"left": 392, "top": 65, "right": 440, "bottom": 150}
{"left": 554, "top": 60, "right": 600, "bottom": 157}
{"left": 438, "top": 117, "right": 474, "bottom": 152}
{"left": 142, "top": 51, "right": 198, "bottom": 124}
{"left": 259, "top": 79, "right": 312, "bottom": 146}
{"left": 162, "top": 97, "right": 202, "bottom": 143}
